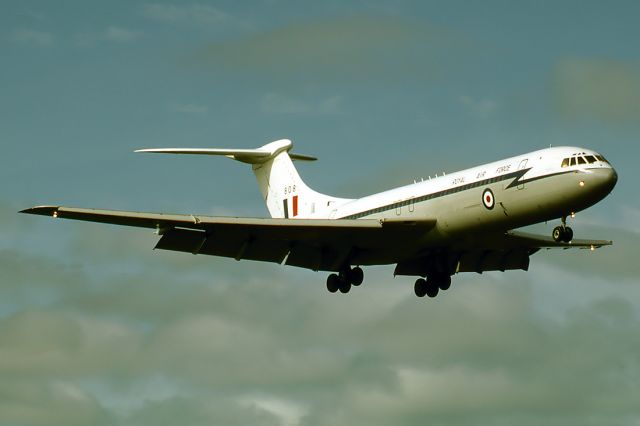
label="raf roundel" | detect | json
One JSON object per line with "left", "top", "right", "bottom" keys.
{"left": 482, "top": 188, "right": 495, "bottom": 210}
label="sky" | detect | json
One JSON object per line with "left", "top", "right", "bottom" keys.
{"left": 2, "top": 0, "right": 640, "bottom": 424}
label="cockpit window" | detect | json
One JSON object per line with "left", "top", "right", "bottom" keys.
{"left": 561, "top": 158, "right": 569, "bottom": 167}
{"left": 569, "top": 157, "right": 577, "bottom": 166}
{"left": 577, "top": 156, "right": 586, "bottom": 165}
{"left": 585, "top": 155, "right": 597, "bottom": 164}
{"left": 595, "top": 155, "right": 609, "bottom": 164}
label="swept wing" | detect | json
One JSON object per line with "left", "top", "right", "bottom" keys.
{"left": 20, "top": 206, "right": 437, "bottom": 272}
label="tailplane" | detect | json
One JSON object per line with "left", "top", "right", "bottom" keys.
{"left": 136, "top": 139, "right": 352, "bottom": 218}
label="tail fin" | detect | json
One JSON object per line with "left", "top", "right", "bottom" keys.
{"left": 136, "top": 139, "right": 352, "bottom": 218}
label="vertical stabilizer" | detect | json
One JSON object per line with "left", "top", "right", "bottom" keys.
{"left": 250, "top": 140, "right": 352, "bottom": 218}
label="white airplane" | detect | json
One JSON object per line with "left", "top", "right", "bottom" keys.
{"left": 22, "top": 139, "right": 617, "bottom": 298}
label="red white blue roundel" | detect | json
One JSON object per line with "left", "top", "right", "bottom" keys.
{"left": 482, "top": 188, "right": 495, "bottom": 210}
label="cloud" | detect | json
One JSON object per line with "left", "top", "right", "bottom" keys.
{"left": 10, "top": 28, "right": 54, "bottom": 46}
{"left": 142, "top": 3, "right": 229, "bottom": 25}
{"left": 239, "top": 396, "right": 307, "bottom": 426}
{"left": 5, "top": 202, "right": 640, "bottom": 424}
{"left": 552, "top": 57, "right": 640, "bottom": 122}
{"left": 195, "top": 16, "right": 449, "bottom": 82}
{"left": 459, "top": 95, "right": 497, "bottom": 118}
{"left": 537, "top": 224, "right": 640, "bottom": 280}
{"left": 0, "top": 380, "right": 111, "bottom": 426}
{"left": 73, "top": 26, "right": 141, "bottom": 47}
{"left": 261, "top": 93, "right": 343, "bottom": 115}
{"left": 104, "top": 26, "right": 140, "bottom": 43}
{"left": 124, "top": 395, "right": 282, "bottom": 426}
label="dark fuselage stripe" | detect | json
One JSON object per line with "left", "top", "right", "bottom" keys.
{"left": 341, "top": 168, "right": 574, "bottom": 220}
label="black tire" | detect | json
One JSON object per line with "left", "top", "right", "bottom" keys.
{"left": 425, "top": 278, "right": 439, "bottom": 298}
{"left": 414, "top": 278, "right": 427, "bottom": 298}
{"left": 338, "top": 277, "right": 351, "bottom": 294}
{"left": 349, "top": 267, "right": 364, "bottom": 286}
{"left": 552, "top": 226, "right": 564, "bottom": 242}
{"left": 438, "top": 275, "right": 452, "bottom": 291}
{"left": 563, "top": 226, "right": 573, "bottom": 242}
{"left": 326, "top": 274, "right": 339, "bottom": 293}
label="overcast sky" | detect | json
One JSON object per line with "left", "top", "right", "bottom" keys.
{"left": 2, "top": 1, "right": 640, "bottom": 425}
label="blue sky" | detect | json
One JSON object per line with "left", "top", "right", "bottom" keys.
{"left": 2, "top": 1, "right": 640, "bottom": 425}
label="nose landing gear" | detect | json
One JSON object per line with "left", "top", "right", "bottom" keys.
{"left": 552, "top": 215, "right": 574, "bottom": 243}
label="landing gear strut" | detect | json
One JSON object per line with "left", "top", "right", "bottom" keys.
{"left": 552, "top": 215, "right": 574, "bottom": 243}
{"left": 326, "top": 266, "right": 364, "bottom": 294}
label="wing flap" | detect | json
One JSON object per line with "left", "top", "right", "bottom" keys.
{"left": 154, "top": 228, "right": 207, "bottom": 254}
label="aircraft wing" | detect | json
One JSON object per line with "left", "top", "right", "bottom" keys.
{"left": 394, "top": 229, "right": 611, "bottom": 276}
{"left": 503, "top": 230, "right": 611, "bottom": 249}
{"left": 20, "top": 206, "right": 437, "bottom": 272}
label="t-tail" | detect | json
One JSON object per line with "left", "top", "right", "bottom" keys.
{"left": 135, "top": 139, "right": 352, "bottom": 219}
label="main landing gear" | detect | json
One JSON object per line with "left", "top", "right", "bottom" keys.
{"left": 552, "top": 215, "right": 574, "bottom": 243}
{"left": 414, "top": 274, "right": 452, "bottom": 298}
{"left": 326, "top": 267, "right": 364, "bottom": 294}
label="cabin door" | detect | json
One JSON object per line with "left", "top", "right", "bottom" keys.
{"left": 517, "top": 159, "right": 528, "bottom": 190}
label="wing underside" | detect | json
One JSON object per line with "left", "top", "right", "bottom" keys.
{"left": 20, "top": 206, "right": 437, "bottom": 272}
{"left": 394, "top": 229, "right": 611, "bottom": 276}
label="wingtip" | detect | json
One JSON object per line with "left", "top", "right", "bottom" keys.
{"left": 19, "top": 205, "right": 60, "bottom": 216}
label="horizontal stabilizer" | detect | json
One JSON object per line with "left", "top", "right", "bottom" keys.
{"left": 135, "top": 139, "right": 316, "bottom": 164}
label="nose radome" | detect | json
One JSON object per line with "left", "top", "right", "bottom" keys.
{"left": 591, "top": 167, "right": 617, "bottom": 194}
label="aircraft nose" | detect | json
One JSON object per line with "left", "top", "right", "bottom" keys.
{"left": 587, "top": 167, "right": 617, "bottom": 196}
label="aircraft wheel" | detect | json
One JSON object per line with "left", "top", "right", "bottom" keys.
{"left": 326, "top": 274, "right": 339, "bottom": 293}
{"left": 552, "top": 226, "right": 564, "bottom": 242}
{"left": 563, "top": 226, "right": 573, "bottom": 242}
{"left": 338, "top": 277, "right": 351, "bottom": 294}
{"left": 438, "top": 275, "right": 452, "bottom": 291}
{"left": 349, "top": 267, "right": 364, "bottom": 286}
{"left": 414, "top": 278, "right": 427, "bottom": 297}
{"left": 425, "top": 278, "right": 439, "bottom": 298}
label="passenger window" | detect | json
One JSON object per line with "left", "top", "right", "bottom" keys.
{"left": 561, "top": 158, "right": 569, "bottom": 167}
{"left": 570, "top": 157, "right": 576, "bottom": 166}
{"left": 585, "top": 155, "right": 597, "bottom": 164}
{"left": 577, "top": 156, "right": 586, "bottom": 165}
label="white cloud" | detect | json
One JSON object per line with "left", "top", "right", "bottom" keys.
{"left": 238, "top": 395, "right": 307, "bottom": 426}
{"left": 142, "top": 3, "right": 229, "bottom": 25}
{"left": 261, "top": 93, "right": 343, "bottom": 115}
{"left": 10, "top": 28, "right": 54, "bottom": 46}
